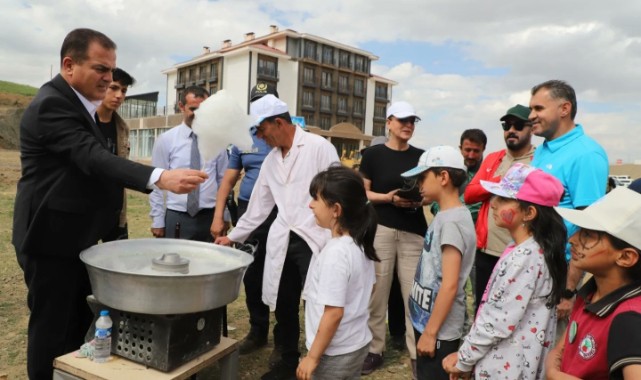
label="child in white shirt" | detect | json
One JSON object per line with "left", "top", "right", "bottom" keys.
{"left": 297, "top": 165, "right": 379, "bottom": 380}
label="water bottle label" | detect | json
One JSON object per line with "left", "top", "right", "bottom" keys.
{"left": 95, "top": 328, "right": 111, "bottom": 339}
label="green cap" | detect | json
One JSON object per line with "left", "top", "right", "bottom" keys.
{"left": 500, "top": 104, "right": 530, "bottom": 121}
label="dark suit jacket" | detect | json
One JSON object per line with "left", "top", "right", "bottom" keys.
{"left": 12, "top": 74, "right": 154, "bottom": 257}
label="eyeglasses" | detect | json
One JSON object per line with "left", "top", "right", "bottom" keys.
{"left": 501, "top": 121, "right": 529, "bottom": 131}
{"left": 393, "top": 116, "right": 418, "bottom": 125}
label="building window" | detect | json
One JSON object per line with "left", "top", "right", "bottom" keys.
{"left": 322, "top": 46, "right": 334, "bottom": 65}
{"left": 374, "top": 104, "right": 386, "bottom": 119}
{"left": 373, "top": 122, "right": 386, "bottom": 136}
{"left": 304, "top": 40, "right": 317, "bottom": 60}
{"left": 353, "top": 99, "right": 364, "bottom": 115}
{"left": 354, "top": 55, "right": 367, "bottom": 73}
{"left": 320, "top": 116, "right": 332, "bottom": 130}
{"left": 199, "top": 65, "right": 208, "bottom": 80}
{"left": 375, "top": 83, "right": 388, "bottom": 100}
{"left": 188, "top": 68, "right": 195, "bottom": 82}
{"left": 209, "top": 83, "right": 218, "bottom": 95}
{"left": 321, "top": 71, "right": 333, "bottom": 89}
{"left": 352, "top": 118, "right": 364, "bottom": 131}
{"left": 354, "top": 78, "right": 365, "bottom": 97}
{"left": 209, "top": 62, "right": 218, "bottom": 81}
{"left": 304, "top": 112, "right": 315, "bottom": 126}
{"left": 338, "top": 75, "right": 349, "bottom": 93}
{"left": 303, "top": 66, "right": 316, "bottom": 86}
{"left": 321, "top": 93, "right": 332, "bottom": 112}
{"left": 339, "top": 50, "right": 351, "bottom": 69}
{"left": 302, "top": 90, "right": 315, "bottom": 109}
{"left": 258, "top": 55, "right": 278, "bottom": 79}
{"left": 337, "top": 96, "right": 348, "bottom": 114}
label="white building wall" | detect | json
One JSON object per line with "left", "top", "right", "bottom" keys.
{"left": 364, "top": 77, "right": 376, "bottom": 135}
{"left": 277, "top": 58, "right": 299, "bottom": 115}
{"left": 165, "top": 71, "right": 177, "bottom": 115}
{"left": 222, "top": 52, "right": 251, "bottom": 113}
{"left": 272, "top": 38, "right": 288, "bottom": 52}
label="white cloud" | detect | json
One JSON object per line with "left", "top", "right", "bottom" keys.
{"left": 1, "top": 0, "right": 640, "bottom": 162}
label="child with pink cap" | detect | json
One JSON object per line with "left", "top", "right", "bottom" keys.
{"left": 443, "top": 163, "right": 568, "bottom": 379}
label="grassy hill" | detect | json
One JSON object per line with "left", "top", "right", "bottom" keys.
{"left": 0, "top": 80, "right": 38, "bottom": 97}
{"left": 0, "top": 80, "right": 36, "bottom": 149}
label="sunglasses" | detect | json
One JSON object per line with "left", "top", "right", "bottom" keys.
{"left": 501, "top": 121, "right": 529, "bottom": 131}
{"left": 393, "top": 116, "right": 418, "bottom": 125}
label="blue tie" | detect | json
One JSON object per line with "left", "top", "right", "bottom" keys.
{"left": 186, "top": 132, "right": 200, "bottom": 217}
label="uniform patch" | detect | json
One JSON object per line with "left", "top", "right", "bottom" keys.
{"left": 568, "top": 320, "right": 577, "bottom": 344}
{"left": 578, "top": 334, "right": 596, "bottom": 360}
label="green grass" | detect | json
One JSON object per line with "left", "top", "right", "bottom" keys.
{"left": 0, "top": 80, "right": 38, "bottom": 96}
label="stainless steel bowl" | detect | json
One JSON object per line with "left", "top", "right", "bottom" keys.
{"left": 79, "top": 238, "right": 253, "bottom": 314}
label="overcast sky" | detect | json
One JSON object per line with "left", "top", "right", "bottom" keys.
{"left": 2, "top": 0, "right": 640, "bottom": 163}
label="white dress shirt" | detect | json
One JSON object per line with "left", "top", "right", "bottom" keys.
{"left": 228, "top": 127, "right": 340, "bottom": 309}
{"left": 149, "top": 123, "right": 228, "bottom": 228}
{"left": 72, "top": 86, "right": 163, "bottom": 187}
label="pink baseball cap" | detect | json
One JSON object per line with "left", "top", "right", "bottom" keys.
{"left": 480, "top": 163, "right": 564, "bottom": 207}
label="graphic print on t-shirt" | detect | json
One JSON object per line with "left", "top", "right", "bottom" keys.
{"left": 409, "top": 229, "right": 440, "bottom": 332}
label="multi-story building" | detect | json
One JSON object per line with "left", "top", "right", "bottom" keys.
{"left": 127, "top": 25, "right": 396, "bottom": 159}
{"left": 164, "top": 27, "right": 394, "bottom": 154}
{"left": 119, "top": 91, "right": 159, "bottom": 119}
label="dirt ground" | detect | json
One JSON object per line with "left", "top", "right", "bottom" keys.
{"left": 0, "top": 149, "right": 414, "bottom": 379}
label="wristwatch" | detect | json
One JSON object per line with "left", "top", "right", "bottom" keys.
{"left": 561, "top": 288, "right": 577, "bottom": 299}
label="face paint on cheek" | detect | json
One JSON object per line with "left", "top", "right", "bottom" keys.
{"left": 499, "top": 209, "right": 516, "bottom": 225}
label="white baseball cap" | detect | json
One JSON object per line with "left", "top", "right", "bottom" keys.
{"left": 555, "top": 186, "right": 641, "bottom": 250}
{"left": 250, "top": 94, "right": 289, "bottom": 126}
{"left": 401, "top": 145, "right": 466, "bottom": 177}
{"left": 386, "top": 101, "right": 421, "bottom": 120}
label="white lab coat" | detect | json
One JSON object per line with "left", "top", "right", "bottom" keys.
{"left": 227, "top": 127, "right": 339, "bottom": 309}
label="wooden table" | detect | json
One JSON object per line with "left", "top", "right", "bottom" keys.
{"left": 53, "top": 336, "right": 238, "bottom": 380}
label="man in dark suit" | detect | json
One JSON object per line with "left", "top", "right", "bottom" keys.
{"left": 12, "top": 28, "right": 207, "bottom": 379}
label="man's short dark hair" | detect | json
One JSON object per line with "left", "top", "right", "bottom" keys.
{"left": 460, "top": 128, "right": 487, "bottom": 148}
{"left": 112, "top": 68, "right": 136, "bottom": 87}
{"left": 181, "top": 86, "right": 210, "bottom": 103}
{"left": 60, "top": 28, "right": 116, "bottom": 66}
{"left": 531, "top": 80, "right": 577, "bottom": 120}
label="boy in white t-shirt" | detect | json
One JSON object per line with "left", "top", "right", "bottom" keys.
{"left": 401, "top": 146, "right": 477, "bottom": 380}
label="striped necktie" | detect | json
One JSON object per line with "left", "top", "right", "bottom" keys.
{"left": 186, "top": 132, "right": 200, "bottom": 217}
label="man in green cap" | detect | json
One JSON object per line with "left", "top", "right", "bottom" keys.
{"left": 463, "top": 104, "right": 535, "bottom": 310}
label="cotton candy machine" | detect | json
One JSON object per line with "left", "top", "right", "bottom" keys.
{"left": 80, "top": 238, "right": 254, "bottom": 371}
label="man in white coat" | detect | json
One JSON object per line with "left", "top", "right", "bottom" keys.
{"left": 216, "top": 95, "right": 339, "bottom": 380}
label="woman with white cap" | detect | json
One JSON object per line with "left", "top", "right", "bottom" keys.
{"left": 359, "top": 101, "right": 427, "bottom": 377}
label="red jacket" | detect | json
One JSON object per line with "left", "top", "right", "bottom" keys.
{"left": 464, "top": 150, "right": 506, "bottom": 250}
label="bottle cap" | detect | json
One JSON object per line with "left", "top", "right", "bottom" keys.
{"left": 100, "top": 310, "right": 109, "bottom": 316}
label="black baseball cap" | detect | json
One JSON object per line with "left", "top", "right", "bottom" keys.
{"left": 250, "top": 82, "right": 279, "bottom": 102}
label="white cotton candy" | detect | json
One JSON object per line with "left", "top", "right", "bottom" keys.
{"left": 191, "top": 89, "right": 254, "bottom": 162}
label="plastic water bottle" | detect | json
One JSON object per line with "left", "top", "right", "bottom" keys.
{"left": 94, "top": 310, "right": 112, "bottom": 363}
